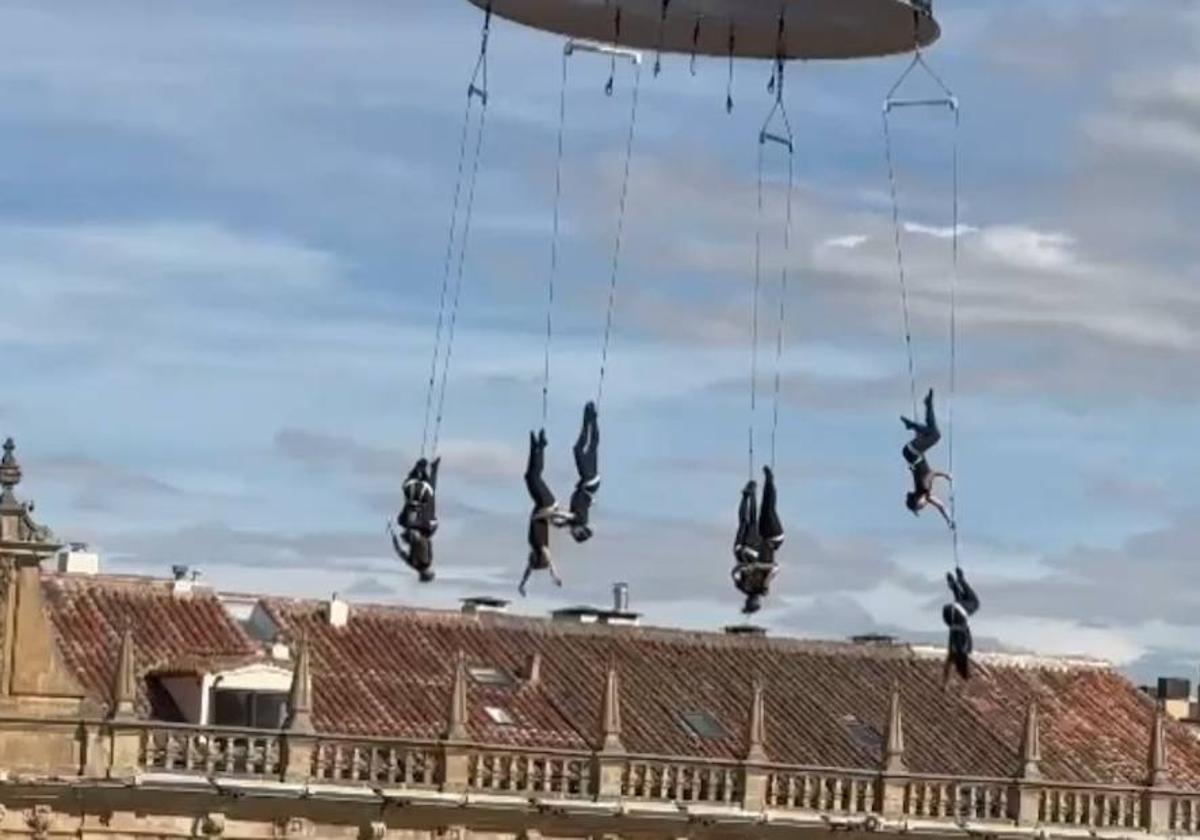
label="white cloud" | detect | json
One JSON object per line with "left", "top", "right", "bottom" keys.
{"left": 822, "top": 234, "right": 869, "bottom": 250}
{"left": 977, "top": 226, "right": 1081, "bottom": 274}
{"left": 902, "top": 222, "right": 978, "bottom": 240}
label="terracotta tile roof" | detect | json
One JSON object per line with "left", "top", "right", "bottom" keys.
{"left": 42, "top": 573, "right": 260, "bottom": 718}
{"left": 38, "top": 575, "right": 1200, "bottom": 788}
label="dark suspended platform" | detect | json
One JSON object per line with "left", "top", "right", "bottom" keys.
{"left": 463, "top": 0, "right": 939, "bottom": 60}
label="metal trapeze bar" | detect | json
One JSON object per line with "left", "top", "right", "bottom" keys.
{"left": 565, "top": 39, "right": 644, "bottom": 65}
{"left": 885, "top": 95, "right": 959, "bottom": 113}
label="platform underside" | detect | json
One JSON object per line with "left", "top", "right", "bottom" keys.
{"left": 465, "top": 0, "right": 939, "bottom": 60}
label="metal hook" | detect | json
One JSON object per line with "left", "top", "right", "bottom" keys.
{"left": 606, "top": 7, "right": 622, "bottom": 96}
{"left": 726, "top": 22, "right": 735, "bottom": 114}
{"left": 689, "top": 17, "right": 701, "bottom": 76}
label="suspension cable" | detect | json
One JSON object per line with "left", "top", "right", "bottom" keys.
{"left": 596, "top": 55, "right": 643, "bottom": 407}
{"left": 947, "top": 104, "right": 961, "bottom": 570}
{"left": 431, "top": 8, "right": 492, "bottom": 457}
{"left": 421, "top": 20, "right": 485, "bottom": 457}
{"left": 543, "top": 49, "right": 569, "bottom": 426}
{"left": 749, "top": 26, "right": 794, "bottom": 478}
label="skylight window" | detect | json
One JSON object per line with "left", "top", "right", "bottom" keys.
{"left": 468, "top": 665, "right": 514, "bottom": 687}
{"left": 680, "top": 710, "right": 728, "bottom": 740}
{"left": 484, "top": 705, "right": 515, "bottom": 726}
{"left": 841, "top": 714, "right": 882, "bottom": 754}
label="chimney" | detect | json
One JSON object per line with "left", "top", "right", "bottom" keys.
{"left": 56, "top": 542, "right": 99, "bottom": 575}
{"left": 612, "top": 582, "right": 629, "bottom": 613}
{"left": 523, "top": 652, "right": 542, "bottom": 686}
{"left": 327, "top": 593, "right": 349, "bottom": 628}
{"left": 170, "top": 565, "right": 199, "bottom": 597}
{"left": 725, "top": 624, "right": 767, "bottom": 637}
{"left": 1158, "top": 677, "right": 1191, "bottom": 721}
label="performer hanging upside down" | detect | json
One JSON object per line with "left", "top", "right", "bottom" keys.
{"left": 519, "top": 429, "right": 563, "bottom": 596}
{"left": 551, "top": 401, "right": 600, "bottom": 543}
{"left": 902, "top": 388, "right": 954, "bottom": 529}
{"left": 390, "top": 457, "right": 440, "bottom": 583}
{"left": 942, "top": 567, "right": 980, "bottom": 684}
{"left": 731, "top": 466, "right": 785, "bottom": 615}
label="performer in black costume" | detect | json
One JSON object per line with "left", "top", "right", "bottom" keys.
{"left": 731, "top": 466, "right": 784, "bottom": 614}
{"left": 942, "top": 567, "right": 980, "bottom": 683}
{"left": 902, "top": 388, "right": 954, "bottom": 529}
{"left": 519, "top": 429, "right": 563, "bottom": 596}
{"left": 390, "top": 457, "right": 439, "bottom": 582}
{"left": 552, "top": 401, "right": 600, "bottom": 543}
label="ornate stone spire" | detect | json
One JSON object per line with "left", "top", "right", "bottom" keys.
{"left": 598, "top": 659, "right": 623, "bottom": 753}
{"left": 744, "top": 680, "right": 768, "bottom": 763}
{"left": 284, "top": 636, "right": 314, "bottom": 734}
{"left": 0, "top": 438, "right": 22, "bottom": 502}
{"left": 444, "top": 652, "right": 469, "bottom": 741}
{"left": 1019, "top": 698, "right": 1041, "bottom": 780}
{"left": 109, "top": 625, "right": 138, "bottom": 719}
{"left": 1148, "top": 701, "right": 1168, "bottom": 788}
{"left": 882, "top": 681, "right": 906, "bottom": 774}
{"left": 0, "top": 438, "right": 55, "bottom": 548}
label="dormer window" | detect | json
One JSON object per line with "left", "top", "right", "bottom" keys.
{"left": 211, "top": 689, "right": 287, "bottom": 729}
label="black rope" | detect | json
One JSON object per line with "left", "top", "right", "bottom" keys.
{"left": 653, "top": 0, "right": 670, "bottom": 78}
{"left": 882, "top": 113, "right": 919, "bottom": 420}
{"left": 690, "top": 17, "right": 701, "bottom": 76}
{"left": 431, "top": 8, "right": 491, "bottom": 457}
{"left": 596, "top": 59, "right": 643, "bottom": 407}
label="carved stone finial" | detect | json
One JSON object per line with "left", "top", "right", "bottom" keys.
{"left": 284, "top": 636, "right": 314, "bottom": 734}
{"left": 444, "top": 652, "right": 469, "bottom": 741}
{"left": 110, "top": 625, "right": 138, "bottom": 719}
{"left": 1019, "top": 698, "right": 1041, "bottom": 780}
{"left": 598, "top": 659, "right": 623, "bottom": 753}
{"left": 1149, "top": 701, "right": 1168, "bottom": 788}
{"left": 882, "top": 681, "right": 906, "bottom": 774}
{"left": 744, "top": 679, "right": 768, "bottom": 763}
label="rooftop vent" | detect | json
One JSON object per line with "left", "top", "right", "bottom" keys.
{"left": 851, "top": 634, "right": 897, "bottom": 646}
{"left": 56, "top": 543, "right": 99, "bottom": 576}
{"left": 461, "top": 596, "right": 510, "bottom": 615}
{"left": 724, "top": 624, "right": 767, "bottom": 637}
{"left": 327, "top": 593, "right": 349, "bottom": 628}
{"left": 612, "top": 582, "right": 629, "bottom": 613}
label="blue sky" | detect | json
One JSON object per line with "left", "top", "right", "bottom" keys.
{"left": 5, "top": 0, "right": 1200, "bottom": 681}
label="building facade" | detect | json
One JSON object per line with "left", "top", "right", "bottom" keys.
{"left": 0, "top": 439, "right": 1197, "bottom": 840}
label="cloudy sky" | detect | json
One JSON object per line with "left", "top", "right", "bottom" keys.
{"left": 4, "top": 0, "right": 1200, "bottom": 682}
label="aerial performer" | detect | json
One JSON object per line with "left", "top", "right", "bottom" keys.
{"left": 390, "top": 458, "right": 440, "bottom": 582}
{"left": 731, "top": 466, "right": 785, "bottom": 614}
{"left": 942, "top": 567, "right": 979, "bottom": 683}
{"left": 901, "top": 388, "right": 954, "bottom": 529}
{"left": 550, "top": 401, "right": 600, "bottom": 543}
{"left": 520, "top": 429, "right": 563, "bottom": 596}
